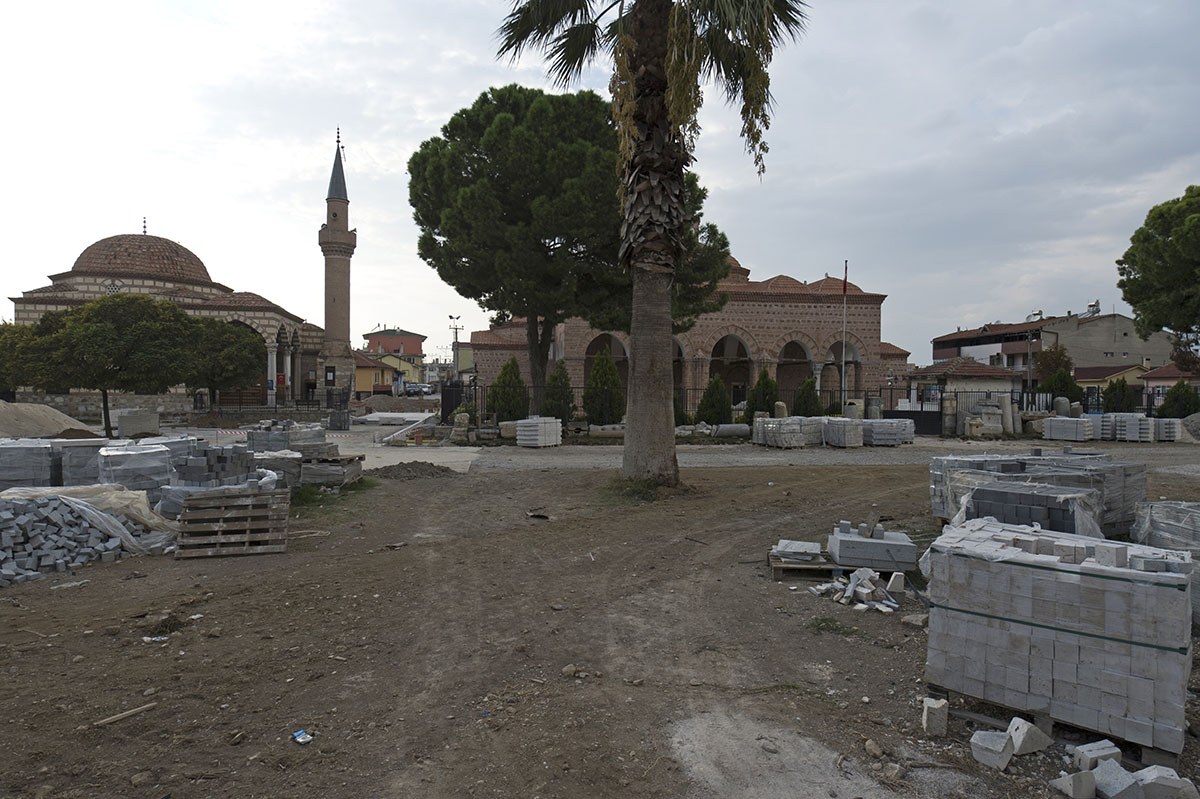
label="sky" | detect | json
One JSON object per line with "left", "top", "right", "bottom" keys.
{"left": 2, "top": 0, "right": 1198, "bottom": 366}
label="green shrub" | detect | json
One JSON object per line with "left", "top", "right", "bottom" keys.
{"left": 1037, "top": 369, "right": 1084, "bottom": 403}
{"left": 583, "top": 347, "right": 624, "bottom": 425}
{"left": 539, "top": 360, "right": 576, "bottom": 423}
{"left": 488, "top": 357, "right": 528, "bottom": 422}
{"left": 791, "top": 378, "right": 823, "bottom": 416}
{"left": 825, "top": 398, "right": 842, "bottom": 416}
{"left": 696, "top": 374, "right": 731, "bottom": 425}
{"left": 1158, "top": 378, "right": 1200, "bottom": 418}
{"left": 1101, "top": 377, "right": 1138, "bottom": 412}
{"left": 744, "top": 367, "right": 780, "bottom": 418}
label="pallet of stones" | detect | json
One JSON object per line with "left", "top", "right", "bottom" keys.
{"left": 175, "top": 486, "right": 290, "bottom": 559}
{"left": 827, "top": 520, "right": 917, "bottom": 571}
{"left": 299, "top": 454, "right": 364, "bottom": 487}
{"left": 245, "top": 421, "right": 326, "bottom": 453}
{"left": 924, "top": 518, "right": 1192, "bottom": 756}
{"left": 966, "top": 482, "right": 1103, "bottom": 537}
{"left": 172, "top": 442, "right": 255, "bottom": 486}
{"left": 0, "top": 496, "right": 155, "bottom": 585}
{"left": 822, "top": 418, "right": 863, "bottom": 448}
{"left": 516, "top": 416, "right": 562, "bottom": 448}
{"left": 767, "top": 539, "right": 841, "bottom": 580}
{"left": 861, "top": 418, "right": 915, "bottom": 446}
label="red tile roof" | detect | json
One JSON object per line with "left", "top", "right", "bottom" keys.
{"left": 908, "top": 357, "right": 1023, "bottom": 380}
{"left": 68, "top": 234, "right": 213, "bottom": 284}
{"left": 1141, "top": 362, "right": 1200, "bottom": 381}
{"left": 354, "top": 351, "right": 391, "bottom": 369}
{"left": 932, "top": 317, "right": 1061, "bottom": 344}
{"left": 1074, "top": 364, "right": 1146, "bottom": 381}
{"left": 879, "top": 342, "right": 910, "bottom": 357}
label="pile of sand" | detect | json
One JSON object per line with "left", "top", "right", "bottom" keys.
{"left": 0, "top": 400, "right": 94, "bottom": 438}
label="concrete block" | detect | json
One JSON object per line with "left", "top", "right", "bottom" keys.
{"left": 1073, "top": 740, "right": 1122, "bottom": 771}
{"left": 922, "top": 697, "right": 948, "bottom": 736}
{"left": 969, "top": 730, "right": 1013, "bottom": 770}
{"left": 1008, "top": 716, "right": 1053, "bottom": 755}
{"left": 1092, "top": 758, "right": 1142, "bottom": 799}
{"left": 886, "top": 571, "right": 906, "bottom": 599}
{"left": 1051, "top": 771, "right": 1097, "bottom": 799}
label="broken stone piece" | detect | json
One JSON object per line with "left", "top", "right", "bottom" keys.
{"left": 1073, "top": 740, "right": 1122, "bottom": 771}
{"left": 1008, "top": 716, "right": 1053, "bottom": 755}
{"left": 902, "top": 613, "right": 929, "bottom": 628}
{"left": 1133, "top": 765, "right": 1191, "bottom": 799}
{"left": 1049, "top": 771, "right": 1096, "bottom": 799}
{"left": 1092, "top": 758, "right": 1139, "bottom": 799}
{"left": 922, "top": 697, "right": 948, "bottom": 736}
{"left": 969, "top": 730, "right": 1013, "bottom": 771}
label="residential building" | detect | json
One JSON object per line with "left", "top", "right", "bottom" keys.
{"left": 1140, "top": 362, "right": 1200, "bottom": 409}
{"left": 353, "top": 351, "right": 393, "bottom": 398}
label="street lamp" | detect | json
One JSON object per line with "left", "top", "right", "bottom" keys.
{"left": 449, "top": 315, "right": 462, "bottom": 378}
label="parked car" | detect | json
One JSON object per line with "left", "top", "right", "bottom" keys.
{"left": 404, "top": 383, "right": 423, "bottom": 396}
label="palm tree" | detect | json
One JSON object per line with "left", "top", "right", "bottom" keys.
{"left": 499, "top": 0, "right": 808, "bottom": 486}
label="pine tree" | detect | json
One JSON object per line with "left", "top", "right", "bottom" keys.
{"left": 695, "top": 374, "right": 731, "bottom": 425}
{"left": 1037, "top": 369, "right": 1084, "bottom": 403}
{"left": 539, "top": 360, "right": 576, "bottom": 424}
{"left": 744, "top": 367, "right": 780, "bottom": 418}
{"left": 791, "top": 378, "right": 823, "bottom": 417}
{"left": 488, "top": 357, "right": 529, "bottom": 422}
{"left": 1158, "top": 379, "right": 1200, "bottom": 418}
{"left": 583, "top": 347, "right": 624, "bottom": 425}
{"left": 1100, "top": 377, "right": 1137, "bottom": 412}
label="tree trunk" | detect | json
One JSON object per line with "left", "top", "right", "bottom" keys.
{"left": 620, "top": 0, "right": 685, "bottom": 486}
{"left": 525, "top": 316, "right": 554, "bottom": 412}
{"left": 101, "top": 388, "right": 112, "bottom": 438}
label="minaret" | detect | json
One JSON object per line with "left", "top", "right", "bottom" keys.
{"left": 318, "top": 129, "right": 357, "bottom": 393}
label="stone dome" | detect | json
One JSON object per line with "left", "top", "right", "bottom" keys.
{"left": 70, "top": 234, "right": 212, "bottom": 284}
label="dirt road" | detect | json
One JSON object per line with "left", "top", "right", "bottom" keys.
{"left": 2, "top": 440, "right": 1197, "bottom": 797}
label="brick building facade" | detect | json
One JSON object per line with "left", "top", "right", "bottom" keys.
{"left": 470, "top": 259, "right": 907, "bottom": 410}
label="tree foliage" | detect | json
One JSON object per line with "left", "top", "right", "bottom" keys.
{"left": 743, "top": 367, "right": 779, "bottom": 419}
{"left": 695, "top": 374, "right": 731, "bottom": 426}
{"left": 27, "top": 294, "right": 197, "bottom": 435}
{"left": 539, "top": 359, "right": 576, "bottom": 423}
{"left": 1037, "top": 369, "right": 1084, "bottom": 403}
{"left": 1033, "top": 341, "right": 1073, "bottom": 382}
{"left": 183, "top": 319, "right": 265, "bottom": 407}
{"left": 1158, "top": 379, "right": 1200, "bottom": 418}
{"left": 488, "top": 357, "right": 529, "bottom": 423}
{"left": 583, "top": 347, "right": 624, "bottom": 425}
{"left": 1100, "top": 377, "right": 1138, "bottom": 413}
{"left": 409, "top": 85, "right": 619, "bottom": 391}
{"left": 1117, "top": 185, "right": 1200, "bottom": 371}
{"left": 0, "top": 323, "right": 34, "bottom": 392}
{"left": 791, "top": 377, "right": 823, "bottom": 417}
{"left": 497, "top": 0, "right": 808, "bottom": 486}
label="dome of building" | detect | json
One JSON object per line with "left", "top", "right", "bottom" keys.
{"left": 69, "top": 234, "right": 212, "bottom": 284}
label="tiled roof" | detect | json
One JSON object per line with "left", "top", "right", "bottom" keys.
{"left": 199, "top": 292, "right": 301, "bottom": 321}
{"left": 932, "top": 317, "right": 1059, "bottom": 344}
{"left": 1074, "top": 364, "right": 1146, "bottom": 381}
{"left": 1141, "top": 362, "right": 1200, "bottom": 381}
{"left": 365, "top": 328, "right": 426, "bottom": 340}
{"left": 354, "top": 351, "right": 390, "bottom": 369}
{"left": 25, "top": 283, "right": 77, "bottom": 295}
{"left": 159, "top": 286, "right": 212, "bottom": 300}
{"left": 908, "top": 357, "right": 1023, "bottom": 380}
{"left": 69, "top": 234, "right": 213, "bottom": 284}
{"left": 879, "top": 342, "right": 911, "bottom": 357}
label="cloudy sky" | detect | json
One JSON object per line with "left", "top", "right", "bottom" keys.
{"left": 3, "top": 0, "right": 1197, "bottom": 366}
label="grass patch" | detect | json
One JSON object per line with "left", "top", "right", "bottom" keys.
{"left": 291, "top": 477, "right": 379, "bottom": 516}
{"left": 806, "top": 616, "right": 859, "bottom": 636}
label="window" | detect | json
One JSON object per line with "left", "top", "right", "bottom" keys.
{"left": 1103, "top": 352, "right": 1114, "bottom": 358}
{"left": 104, "top": 282, "right": 122, "bottom": 294}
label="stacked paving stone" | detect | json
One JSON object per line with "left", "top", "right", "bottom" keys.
{"left": 929, "top": 453, "right": 1145, "bottom": 536}
{"left": 924, "top": 518, "right": 1193, "bottom": 754}
{"left": 755, "top": 418, "right": 803, "bottom": 448}
{"left": 516, "top": 416, "right": 562, "bottom": 448}
{"left": 1154, "top": 418, "right": 1181, "bottom": 442}
{"left": 172, "top": 442, "right": 255, "bottom": 487}
{"left": 965, "top": 482, "right": 1103, "bottom": 537}
{"left": 823, "top": 418, "right": 863, "bottom": 448}
{"left": 98, "top": 444, "right": 172, "bottom": 503}
{"left": 138, "top": 435, "right": 199, "bottom": 468}
{"left": 861, "top": 418, "right": 914, "bottom": 446}
{"left": 245, "top": 421, "right": 335, "bottom": 458}
{"left": 1042, "top": 417, "right": 1095, "bottom": 441}
{"left": 54, "top": 438, "right": 131, "bottom": 486}
{"left": 827, "top": 520, "right": 917, "bottom": 570}
{"left": 253, "top": 450, "right": 303, "bottom": 488}
{"left": 1097, "top": 413, "right": 1142, "bottom": 441}
{"left": 0, "top": 439, "right": 53, "bottom": 490}
{"left": 1116, "top": 415, "right": 1154, "bottom": 443}
{"left": 0, "top": 496, "right": 160, "bottom": 585}
{"left": 1133, "top": 502, "right": 1200, "bottom": 621}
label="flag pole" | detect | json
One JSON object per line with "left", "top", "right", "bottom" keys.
{"left": 841, "top": 259, "right": 848, "bottom": 410}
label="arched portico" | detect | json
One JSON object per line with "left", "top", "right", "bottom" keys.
{"left": 584, "top": 333, "right": 629, "bottom": 388}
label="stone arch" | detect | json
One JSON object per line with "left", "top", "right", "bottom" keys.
{"left": 770, "top": 331, "right": 820, "bottom": 399}
{"left": 584, "top": 333, "right": 629, "bottom": 388}
{"left": 696, "top": 325, "right": 762, "bottom": 364}
{"left": 221, "top": 313, "right": 270, "bottom": 339}
{"left": 708, "top": 331, "right": 754, "bottom": 403}
{"left": 818, "top": 331, "right": 870, "bottom": 399}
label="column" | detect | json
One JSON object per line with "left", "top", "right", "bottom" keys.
{"left": 283, "top": 346, "right": 293, "bottom": 403}
{"left": 266, "top": 343, "right": 278, "bottom": 406}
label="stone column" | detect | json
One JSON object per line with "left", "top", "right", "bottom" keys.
{"left": 266, "top": 343, "right": 278, "bottom": 406}
{"left": 283, "top": 346, "right": 293, "bottom": 403}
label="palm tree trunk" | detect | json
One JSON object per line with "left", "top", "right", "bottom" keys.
{"left": 621, "top": 0, "right": 685, "bottom": 485}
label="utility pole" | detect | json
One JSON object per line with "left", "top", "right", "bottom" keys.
{"left": 449, "top": 315, "right": 462, "bottom": 379}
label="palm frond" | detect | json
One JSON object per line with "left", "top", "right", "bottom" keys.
{"left": 497, "top": 0, "right": 601, "bottom": 60}
{"left": 546, "top": 22, "right": 606, "bottom": 85}
{"left": 688, "top": 0, "right": 808, "bottom": 46}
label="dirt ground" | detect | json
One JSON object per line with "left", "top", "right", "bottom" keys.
{"left": 2, "top": 445, "right": 1198, "bottom": 797}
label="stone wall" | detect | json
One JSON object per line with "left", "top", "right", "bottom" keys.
{"left": 15, "top": 390, "right": 194, "bottom": 423}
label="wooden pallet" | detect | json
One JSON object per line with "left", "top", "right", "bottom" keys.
{"left": 175, "top": 487, "right": 290, "bottom": 559}
{"left": 925, "top": 682, "right": 1180, "bottom": 769}
{"left": 767, "top": 552, "right": 844, "bottom": 582}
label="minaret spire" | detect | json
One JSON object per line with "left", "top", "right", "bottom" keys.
{"left": 318, "top": 129, "right": 357, "bottom": 398}
{"left": 327, "top": 130, "right": 348, "bottom": 201}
